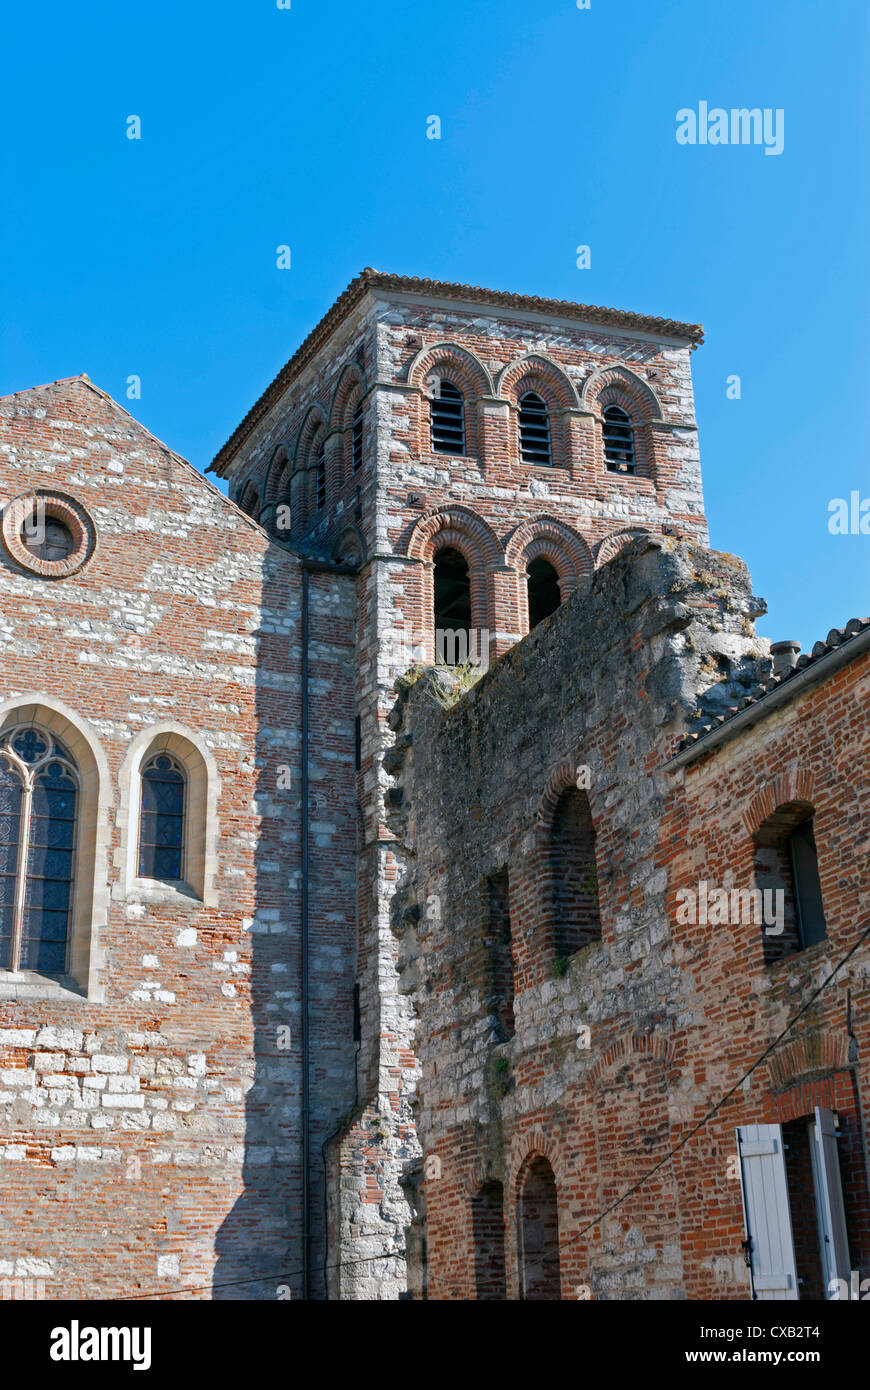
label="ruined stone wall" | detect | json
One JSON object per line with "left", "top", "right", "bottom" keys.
{"left": 386, "top": 538, "right": 773, "bottom": 1299}
{"left": 0, "top": 378, "right": 358, "bottom": 1299}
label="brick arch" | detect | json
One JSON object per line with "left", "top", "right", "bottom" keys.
{"left": 582, "top": 366, "right": 663, "bottom": 482}
{"left": 294, "top": 404, "right": 328, "bottom": 468}
{"left": 466, "top": 1159, "right": 504, "bottom": 1196}
{"left": 585, "top": 1031, "right": 674, "bottom": 1090}
{"left": 329, "top": 361, "right": 368, "bottom": 430}
{"left": 765, "top": 1036, "right": 850, "bottom": 1097}
{"left": 536, "top": 761, "right": 592, "bottom": 835}
{"left": 406, "top": 505, "right": 502, "bottom": 567}
{"left": 330, "top": 365, "right": 367, "bottom": 489}
{"left": 531, "top": 762, "right": 603, "bottom": 965}
{"left": 405, "top": 507, "right": 501, "bottom": 665}
{"left": 513, "top": 1143, "right": 564, "bottom": 1300}
{"left": 332, "top": 523, "right": 366, "bottom": 567}
{"left": 743, "top": 770, "right": 817, "bottom": 839}
{"left": 496, "top": 357, "right": 577, "bottom": 469}
{"left": 595, "top": 528, "right": 652, "bottom": 567}
{"left": 407, "top": 341, "right": 494, "bottom": 398}
{"left": 506, "top": 518, "right": 593, "bottom": 630}
{"left": 293, "top": 407, "right": 328, "bottom": 526}
{"left": 237, "top": 478, "right": 261, "bottom": 521}
{"left": 407, "top": 342, "right": 493, "bottom": 461}
{"left": 580, "top": 364, "right": 664, "bottom": 423}
{"left": 496, "top": 353, "right": 579, "bottom": 411}
{"left": 263, "top": 444, "right": 292, "bottom": 506}
{"left": 509, "top": 1132, "right": 568, "bottom": 1203}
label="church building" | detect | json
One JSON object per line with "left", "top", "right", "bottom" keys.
{"left": 0, "top": 271, "right": 866, "bottom": 1300}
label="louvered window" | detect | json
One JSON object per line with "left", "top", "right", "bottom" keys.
{"left": 603, "top": 405, "right": 635, "bottom": 473}
{"left": 315, "top": 439, "right": 327, "bottom": 510}
{"left": 0, "top": 726, "right": 78, "bottom": 976}
{"left": 430, "top": 379, "right": 465, "bottom": 455}
{"left": 518, "top": 392, "right": 552, "bottom": 465}
{"left": 352, "top": 405, "right": 363, "bottom": 472}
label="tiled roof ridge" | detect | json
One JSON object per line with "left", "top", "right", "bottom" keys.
{"left": 208, "top": 268, "right": 704, "bottom": 476}
{"left": 678, "top": 616, "right": 870, "bottom": 752}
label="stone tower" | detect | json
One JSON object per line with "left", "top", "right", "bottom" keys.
{"left": 210, "top": 269, "right": 710, "bottom": 1298}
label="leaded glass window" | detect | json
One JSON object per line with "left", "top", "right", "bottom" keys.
{"left": 138, "top": 754, "right": 186, "bottom": 882}
{"left": 0, "top": 726, "right": 78, "bottom": 976}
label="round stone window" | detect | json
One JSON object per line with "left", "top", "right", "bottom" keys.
{"left": 1, "top": 491, "right": 96, "bottom": 578}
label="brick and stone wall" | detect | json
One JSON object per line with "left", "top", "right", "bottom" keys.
{"left": 221, "top": 285, "right": 712, "bottom": 1297}
{"left": 385, "top": 535, "right": 869, "bottom": 1299}
{"left": 0, "top": 376, "right": 357, "bottom": 1299}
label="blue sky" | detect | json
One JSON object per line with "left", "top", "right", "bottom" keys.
{"left": 2, "top": 0, "right": 867, "bottom": 649}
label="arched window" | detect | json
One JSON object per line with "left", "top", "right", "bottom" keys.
{"left": 239, "top": 482, "right": 260, "bottom": 520}
{"left": 0, "top": 725, "right": 78, "bottom": 976}
{"left": 602, "top": 404, "right": 636, "bottom": 474}
{"left": 352, "top": 403, "right": 363, "bottom": 472}
{"left": 518, "top": 392, "right": 552, "bottom": 465}
{"left": 754, "top": 803, "right": 827, "bottom": 965}
{"left": 550, "top": 786, "right": 601, "bottom": 960}
{"left": 433, "top": 546, "right": 471, "bottom": 664}
{"left": 138, "top": 753, "right": 185, "bottom": 883}
{"left": 527, "top": 558, "right": 561, "bottom": 628}
{"left": 430, "top": 379, "right": 465, "bottom": 455}
{"left": 517, "top": 1156, "right": 561, "bottom": 1300}
{"left": 315, "top": 439, "right": 327, "bottom": 511}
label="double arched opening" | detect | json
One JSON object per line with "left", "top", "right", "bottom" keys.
{"left": 468, "top": 1154, "right": 562, "bottom": 1299}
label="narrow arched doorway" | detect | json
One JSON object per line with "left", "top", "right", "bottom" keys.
{"left": 517, "top": 1155, "right": 561, "bottom": 1299}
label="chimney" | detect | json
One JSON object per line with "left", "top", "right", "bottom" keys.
{"left": 770, "top": 640, "right": 801, "bottom": 677}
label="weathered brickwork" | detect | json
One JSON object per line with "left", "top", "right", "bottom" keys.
{"left": 386, "top": 537, "right": 869, "bottom": 1300}
{"left": 3, "top": 271, "right": 861, "bottom": 1301}
{"left": 0, "top": 376, "right": 357, "bottom": 1299}
{"left": 216, "top": 273, "right": 710, "bottom": 1297}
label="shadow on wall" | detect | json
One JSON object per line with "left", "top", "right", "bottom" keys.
{"left": 213, "top": 545, "right": 359, "bottom": 1300}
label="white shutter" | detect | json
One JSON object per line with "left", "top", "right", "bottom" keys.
{"left": 736, "top": 1124, "right": 799, "bottom": 1299}
{"left": 810, "top": 1106, "right": 850, "bottom": 1293}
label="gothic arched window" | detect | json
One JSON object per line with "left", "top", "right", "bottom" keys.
{"left": 138, "top": 753, "right": 186, "bottom": 883}
{"left": 430, "top": 379, "right": 466, "bottom": 455}
{"left": 602, "top": 405, "right": 636, "bottom": 474}
{"left": 0, "top": 726, "right": 78, "bottom": 976}
{"left": 518, "top": 392, "right": 552, "bottom": 465}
